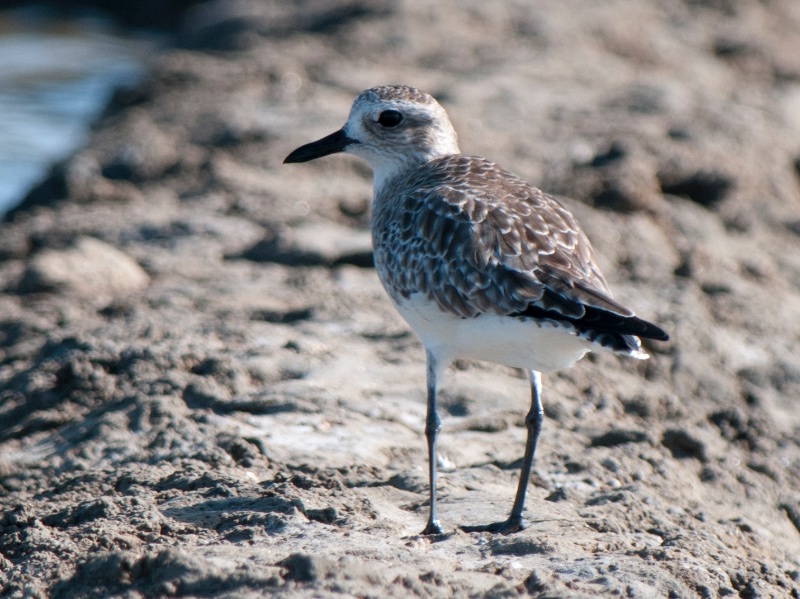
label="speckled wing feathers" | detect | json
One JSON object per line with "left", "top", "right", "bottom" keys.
{"left": 374, "top": 155, "right": 613, "bottom": 316}
{"left": 372, "top": 155, "right": 668, "bottom": 342}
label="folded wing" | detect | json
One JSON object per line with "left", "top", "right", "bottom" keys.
{"left": 384, "top": 155, "right": 668, "bottom": 343}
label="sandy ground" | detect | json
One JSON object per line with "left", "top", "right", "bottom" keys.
{"left": 2, "top": 1, "right": 800, "bottom": 597}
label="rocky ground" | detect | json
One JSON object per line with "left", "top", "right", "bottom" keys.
{"left": 2, "top": 0, "right": 800, "bottom": 597}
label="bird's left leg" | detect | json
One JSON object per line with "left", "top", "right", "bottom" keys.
{"left": 462, "top": 370, "right": 543, "bottom": 534}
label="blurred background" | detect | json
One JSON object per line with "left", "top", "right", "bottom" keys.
{"left": 0, "top": 3, "right": 169, "bottom": 214}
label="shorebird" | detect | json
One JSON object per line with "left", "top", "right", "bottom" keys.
{"left": 285, "top": 85, "right": 669, "bottom": 535}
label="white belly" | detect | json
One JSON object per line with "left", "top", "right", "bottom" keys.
{"left": 392, "top": 293, "right": 593, "bottom": 373}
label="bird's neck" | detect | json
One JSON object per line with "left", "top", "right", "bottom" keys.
{"left": 371, "top": 144, "right": 460, "bottom": 197}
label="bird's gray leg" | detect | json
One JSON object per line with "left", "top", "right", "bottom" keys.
{"left": 506, "top": 369, "right": 544, "bottom": 528}
{"left": 462, "top": 370, "right": 543, "bottom": 534}
{"left": 421, "top": 349, "right": 444, "bottom": 535}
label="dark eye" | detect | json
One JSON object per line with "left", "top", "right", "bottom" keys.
{"left": 377, "top": 110, "right": 403, "bottom": 127}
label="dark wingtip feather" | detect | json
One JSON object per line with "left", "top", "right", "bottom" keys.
{"left": 636, "top": 318, "right": 669, "bottom": 341}
{"left": 512, "top": 303, "right": 669, "bottom": 341}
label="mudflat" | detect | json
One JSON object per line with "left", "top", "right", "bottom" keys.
{"left": 2, "top": 1, "right": 800, "bottom": 597}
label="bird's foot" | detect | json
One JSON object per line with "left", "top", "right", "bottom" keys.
{"left": 460, "top": 515, "right": 526, "bottom": 535}
{"left": 420, "top": 519, "right": 444, "bottom": 536}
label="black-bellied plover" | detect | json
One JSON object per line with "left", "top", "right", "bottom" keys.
{"left": 285, "top": 85, "right": 669, "bottom": 535}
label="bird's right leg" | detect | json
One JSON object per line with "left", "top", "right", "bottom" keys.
{"left": 421, "top": 349, "right": 444, "bottom": 535}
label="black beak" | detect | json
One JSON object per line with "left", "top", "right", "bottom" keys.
{"left": 284, "top": 129, "right": 358, "bottom": 163}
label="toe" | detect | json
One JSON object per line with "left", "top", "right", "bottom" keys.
{"left": 461, "top": 516, "right": 526, "bottom": 535}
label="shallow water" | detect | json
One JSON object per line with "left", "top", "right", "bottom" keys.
{"left": 0, "top": 11, "right": 156, "bottom": 214}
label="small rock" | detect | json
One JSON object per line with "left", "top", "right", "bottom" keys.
{"left": 278, "top": 553, "right": 337, "bottom": 583}
{"left": 662, "top": 428, "right": 707, "bottom": 462}
{"left": 545, "top": 487, "right": 568, "bottom": 502}
{"left": 590, "top": 429, "right": 648, "bottom": 447}
{"left": 601, "top": 457, "right": 621, "bottom": 473}
{"left": 18, "top": 237, "right": 150, "bottom": 297}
